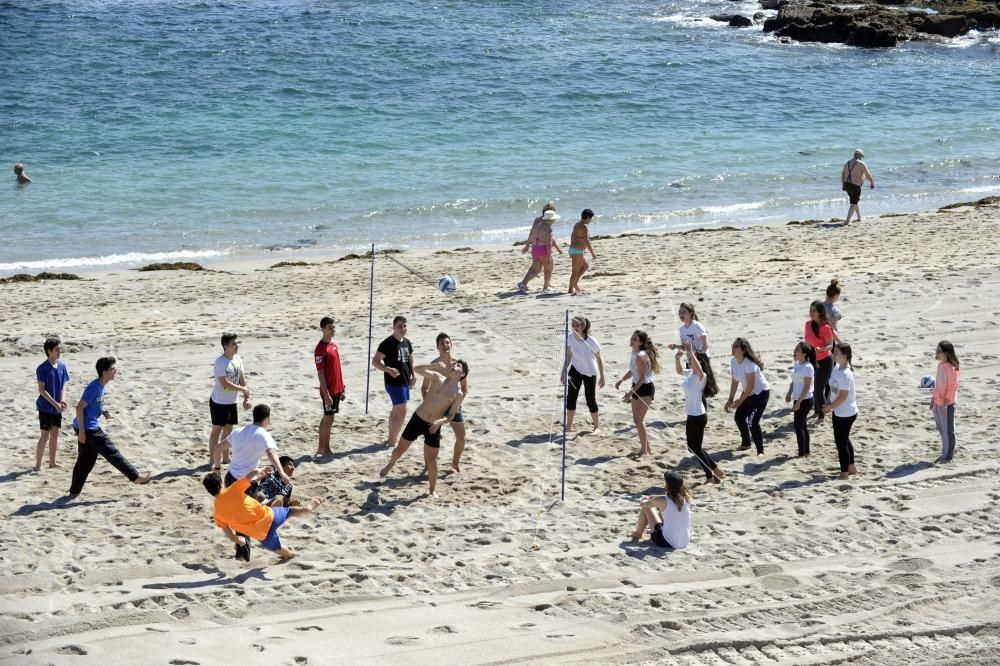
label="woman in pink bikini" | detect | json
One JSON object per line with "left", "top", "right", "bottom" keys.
{"left": 518, "top": 208, "right": 562, "bottom": 293}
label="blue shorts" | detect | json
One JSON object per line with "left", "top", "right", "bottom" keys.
{"left": 452, "top": 408, "right": 464, "bottom": 423}
{"left": 259, "top": 506, "right": 289, "bottom": 551}
{"left": 385, "top": 383, "right": 410, "bottom": 406}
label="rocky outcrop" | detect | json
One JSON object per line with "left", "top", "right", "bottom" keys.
{"left": 761, "top": 0, "right": 984, "bottom": 47}
{"left": 710, "top": 13, "right": 756, "bottom": 26}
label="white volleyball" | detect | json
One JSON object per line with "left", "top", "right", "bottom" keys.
{"left": 919, "top": 374, "right": 935, "bottom": 389}
{"left": 438, "top": 274, "right": 458, "bottom": 293}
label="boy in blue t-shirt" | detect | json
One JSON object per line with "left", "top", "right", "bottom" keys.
{"left": 69, "top": 357, "right": 150, "bottom": 496}
{"left": 35, "top": 338, "right": 70, "bottom": 471}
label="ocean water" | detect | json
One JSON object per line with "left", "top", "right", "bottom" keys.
{"left": 2, "top": 0, "right": 999, "bottom": 273}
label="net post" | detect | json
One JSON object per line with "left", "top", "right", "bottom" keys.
{"left": 561, "top": 308, "right": 569, "bottom": 502}
{"left": 365, "top": 243, "right": 375, "bottom": 415}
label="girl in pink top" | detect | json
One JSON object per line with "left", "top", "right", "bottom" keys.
{"left": 804, "top": 300, "right": 837, "bottom": 421}
{"left": 931, "top": 341, "right": 960, "bottom": 462}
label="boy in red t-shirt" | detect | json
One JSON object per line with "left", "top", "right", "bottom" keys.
{"left": 314, "top": 317, "right": 346, "bottom": 455}
{"left": 204, "top": 468, "right": 321, "bottom": 561}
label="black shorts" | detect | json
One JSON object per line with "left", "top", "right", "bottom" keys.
{"left": 209, "top": 399, "right": 239, "bottom": 427}
{"left": 451, "top": 408, "right": 464, "bottom": 424}
{"left": 224, "top": 471, "right": 259, "bottom": 496}
{"left": 38, "top": 411, "right": 62, "bottom": 431}
{"left": 634, "top": 383, "right": 655, "bottom": 400}
{"left": 844, "top": 182, "right": 862, "bottom": 204}
{"left": 651, "top": 523, "right": 673, "bottom": 548}
{"left": 322, "top": 392, "right": 343, "bottom": 416}
{"left": 401, "top": 413, "right": 442, "bottom": 449}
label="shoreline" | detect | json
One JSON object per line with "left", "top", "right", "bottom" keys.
{"left": 5, "top": 192, "right": 998, "bottom": 281}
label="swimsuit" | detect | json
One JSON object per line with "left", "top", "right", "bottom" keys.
{"left": 567, "top": 247, "right": 585, "bottom": 256}
{"left": 531, "top": 243, "right": 550, "bottom": 259}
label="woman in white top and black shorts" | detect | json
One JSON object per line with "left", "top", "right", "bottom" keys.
{"left": 615, "top": 330, "right": 660, "bottom": 457}
{"left": 724, "top": 337, "right": 771, "bottom": 455}
{"left": 631, "top": 471, "right": 692, "bottom": 548}
{"left": 560, "top": 316, "right": 606, "bottom": 433}
{"left": 823, "top": 343, "right": 859, "bottom": 480}
{"left": 674, "top": 341, "right": 725, "bottom": 483}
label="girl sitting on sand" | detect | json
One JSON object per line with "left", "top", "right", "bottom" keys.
{"left": 669, "top": 302, "right": 708, "bottom": 354}
{"left": 823, "top": 343, "right": 859, "bottom": 480}
{"left": 725, "top": 337, "right": 771, "bottom": 455}
{"left": 674, "top": 341, "right": 724, "bottom": 483}
{"left": 631, "top": 471, "right": 692, "bottom": 548}
{"left": 805, "top": 300, "right": 837, "bottom": 422}
{"left": 931, "top": 340, "right": 960, "bottom": 463}
{"left": 786, "top": 342, "right": 816, "bottom": 457}
{"left": 616, "top": 330, "right": 660, "bottom": 456}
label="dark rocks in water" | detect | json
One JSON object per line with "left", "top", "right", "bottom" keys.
{"left": 754, "top": 11, "right": 766, "bottom": 21}
{"left": 762, "top": 0, "right": 983, "bottom": 47}
{"left": 939, "top": 196, "right": 1000, "bottom": 211}
{"left": 138, "top": 262, "right": 205, "bottom": 272}
{"left": 710, "top": 13, "right": 754, "bottom": 26}
{"left": 916, "top": 14, "right": 974, "bottom": 37}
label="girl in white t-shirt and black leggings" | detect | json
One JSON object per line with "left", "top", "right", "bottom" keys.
{"left": 823, "top": 343, "right": 859, "bottom": 480}
{"left": 725, "top": 337, "right": 771, "bottom": 455}
{"left": 560, "top": 316, "right": 606, "bottom": 433}
{"left": 785, "top": 342, "right": 816, "bottom": 457}
{"left": 674, "top": 341, "right": 725, "bottom": 483}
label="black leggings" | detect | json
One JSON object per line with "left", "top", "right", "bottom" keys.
{"left": 814, "top": 356, "right": 833, "bottom": 416}
{"left": 566, "top": 366, "right": 598, "bottom": 413}
{"left": 69, "top": 428, "right": 140, "bottom": 495}
{"left": 832, "top": 413, "right": 857, "bottom": 472}
{"left": 793, "top": 397, "right": 814, "bottom": 456}
{"left": 686, "top": 413, "right": 717, "bottom": 480}
{"left": 735, "top": 390, "right": 770, "bottom": 453}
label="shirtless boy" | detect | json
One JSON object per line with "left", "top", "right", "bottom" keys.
{"left": 421, "top": 333, "right": 469, "bottom": 473}
{"left": 380, "top": 360, "right": 468, "bottom": 496}
{"left": 518, "top": 207, "right": 562, "bottom": 293}
{"left": 567, "top": 208, "right": 597, "bottom": 295}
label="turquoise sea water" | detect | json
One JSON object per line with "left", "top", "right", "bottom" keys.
{"left": 2, "top": 0, "right": 999, "bottom": 272}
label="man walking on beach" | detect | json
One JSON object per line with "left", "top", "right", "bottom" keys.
{"left": 371, "top": 316, "right": 415, "bottom": 447}
{"left": 842, "top": 148, "right": 875, "bottom": 225}
{"left": 380, "top": 360, "right": 468, "bottom": 496}
{"left": 209, "top": 333, "right": 252, "bottom": 474}
{"left": 421, "top": 333, "right": 469, "bottom": 473}
{"left": 314, "top": 316, "right": 345, "bottom": 456}
{"left": 69, "top": 357, "right": 150, "bottom": 496}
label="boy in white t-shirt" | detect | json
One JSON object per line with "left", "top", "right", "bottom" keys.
{"left": 209, "top": 332, "right": 252, "bottom": 472}
{"left": 223, "top": 404, "right": 291, "bottom": 492}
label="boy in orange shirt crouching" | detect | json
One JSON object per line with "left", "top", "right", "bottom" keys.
{"left": 204, "top": 467, "right": 321, "bottom": 560}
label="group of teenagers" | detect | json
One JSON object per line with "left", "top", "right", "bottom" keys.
{"left": 557, "top": 280, "right": 963, "bottom": 549}
{"left": 30, "top": 278, "right": 963, "bottom": 558}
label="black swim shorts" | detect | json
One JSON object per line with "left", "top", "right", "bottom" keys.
{"left": 400, "top": 413, "right": 442, "bottom": 449}
{"left": 844, "top": 182, "right": 862, "bottom": 205}
{"left": 322, "top": 392, "right": 343, "bottom": 416}
{"left": 651, "top": 522, "right": 673, "bottom": 548}
{"left": 634, "top": 383, "right": 655, "bottom": 400}
{"left": 209, "top": 399, "right": 239, "bottom": 427}
{"left": 38, "top": 411, "right": 62, "bottom": 431}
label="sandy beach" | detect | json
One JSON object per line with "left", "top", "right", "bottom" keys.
{"left": 2, "top": 200, "right": 999, "bottom": 665}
